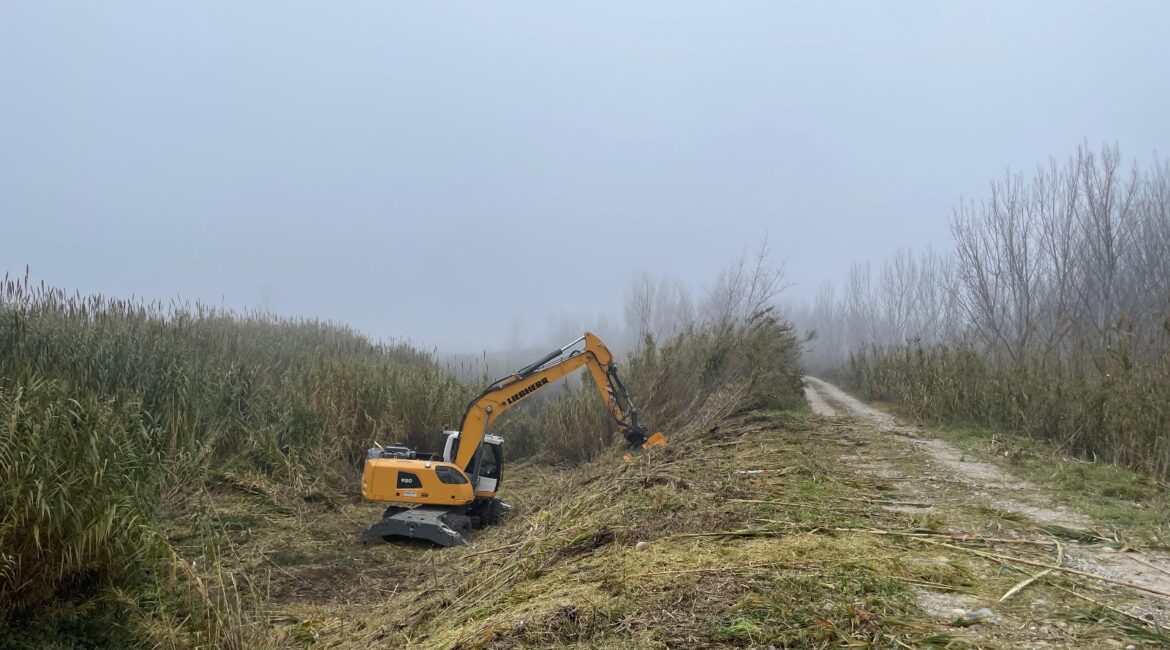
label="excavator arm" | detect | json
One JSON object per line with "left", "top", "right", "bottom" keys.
{"left": 451, "top": 332, "right": 667, "bottom": 472}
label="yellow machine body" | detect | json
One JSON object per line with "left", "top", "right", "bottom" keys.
{"left": 361, "top": 458, "right": 475, "bottom": 506}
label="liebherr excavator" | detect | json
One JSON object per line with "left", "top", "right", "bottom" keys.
{"left": 359, "top": 332, "right": 667, "bottom": 547}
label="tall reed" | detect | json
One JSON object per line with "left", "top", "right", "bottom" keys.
{"left": 0, "top": 275, "right": 472, "bottom": 637}
{"left": 0, "top": 272, "right": 806, "bottom": 643}
{"left": 846, "top": 332, "right": 1170, "bottom": 479}
{"left": 499, "top": 307, "right": 805, "bottom": 461}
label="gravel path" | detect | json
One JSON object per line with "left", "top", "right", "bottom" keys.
{"left": 804, "top": 375, "right": 1170, "bottom": 628}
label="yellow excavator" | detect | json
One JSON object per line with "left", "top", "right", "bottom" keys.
{"left": 358, "top": 332, "right": 667, "bottom": 546}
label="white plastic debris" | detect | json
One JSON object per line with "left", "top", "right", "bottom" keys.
{"left": 963, "top": 608, "right": 994, "bottom": 622}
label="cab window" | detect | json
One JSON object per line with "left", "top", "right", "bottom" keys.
{"left": 480, "top": 444, "right": 502, "bottom": 481}
{"left": 467, "top": 444, "right": 503, "bottom": 483}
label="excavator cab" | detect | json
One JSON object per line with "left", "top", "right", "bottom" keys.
{"left": 441, "top": 431, "right": 503, "bottom": 497}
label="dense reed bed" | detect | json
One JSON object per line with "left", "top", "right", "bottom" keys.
{"left": 500, "top": 307, "right": 805, "bottom": 462}
{"left": 0, "top": 276, "right": 471, "bottom": 643}
{"left": 0, "top": 270, "right": 805, "bottom": 646}
{"left": 847, "top": 339, "right": 1170, "bottom": 480}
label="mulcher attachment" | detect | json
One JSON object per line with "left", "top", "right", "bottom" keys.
{"left": 358, "top": 506, "right": 472, "bottom": 547}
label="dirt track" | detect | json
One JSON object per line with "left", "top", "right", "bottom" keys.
{"left": 804, "top": 376, "right": 1170, "bottom": 631}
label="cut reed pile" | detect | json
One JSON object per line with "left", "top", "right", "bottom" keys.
{"left": 381, "top": 411, "right": 1170, "bottom": 649}
{"left": 172, "top": 410, "right": 940, "bottom": 648}
{"left": 261, "top": 411, "right": 947, "bottom": 646}
{"left": 135, "top": 406, "right": 1170, "bottom": 648}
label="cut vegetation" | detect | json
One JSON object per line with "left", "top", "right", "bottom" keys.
{"left": 100, "top": 393, "right": 1170, "bottom": 648}
{"left": 3, "top": 233, "right": 1167, "bottom": 647}
{"left": 804, "top": 377, "right": 1170, "bottom": 648}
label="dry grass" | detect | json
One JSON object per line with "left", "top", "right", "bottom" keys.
{"left": 163, "top": 413, "right": 933, "bottom": 648}
{"left": 151, "top": 409, "right": 1170, "bottom": 649}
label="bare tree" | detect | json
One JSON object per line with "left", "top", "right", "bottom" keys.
{"left": 795, "top": 143, "right": 1170, "bottom": 367}
{"left": 1072, "top": 143, "right": 1139, "bottom": 347}
{"left": 624, "top": 272, "right": 694, "bottom": 343}
{"left": 700, "top": 235, "right": 790, "bottom": 328}
{"left": 1033, "top": 155, "right": 1081, "bottom": 355}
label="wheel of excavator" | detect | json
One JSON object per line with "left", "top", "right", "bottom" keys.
{"left": 471, "top": 498, "right": 504, "bottom": 528}
{"left": 448, "top": 513, "right": 473, "bottom": 541}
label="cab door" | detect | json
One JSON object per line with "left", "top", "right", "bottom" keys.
{"left": 473, "top": 442, "right": 502, "bottom": 496}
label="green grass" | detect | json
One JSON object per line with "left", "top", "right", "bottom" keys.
{"left": 933, "top": 424, "right": 1170, "bottom": 543}
{"left": 837, "top": 373, "right": 1170, "bottom": 545}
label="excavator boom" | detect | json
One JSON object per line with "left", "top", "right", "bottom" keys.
{"left": 451, "top": 332, "right": 664, "bottom": 473}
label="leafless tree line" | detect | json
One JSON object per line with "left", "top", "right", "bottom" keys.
{"left": 440, "top": 237, "right": 790, "bottom": 381}
{"left": 625, "top": 236, "right": 791, "bottom": 342}
{"left": 793, "top": 143, "right": 1170, "bottom": 370}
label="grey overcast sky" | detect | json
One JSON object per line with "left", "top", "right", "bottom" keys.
{"left": 2, "top": 2, "right": 1168, "bottom": 350}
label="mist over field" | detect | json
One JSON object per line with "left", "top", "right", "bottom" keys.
{"left": 4, "top": 2, "right": 1169, "bottom": 352}
{"left": 4, "top": 3, "right": 1170, "bottom": 648}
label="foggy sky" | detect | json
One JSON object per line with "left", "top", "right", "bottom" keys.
{"left": 3, "top": 2, "right": 1168, "bottom": 350}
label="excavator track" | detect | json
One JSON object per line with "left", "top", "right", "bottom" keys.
{"left": 358, "top": 506, "right": 472, "bottom": 547}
